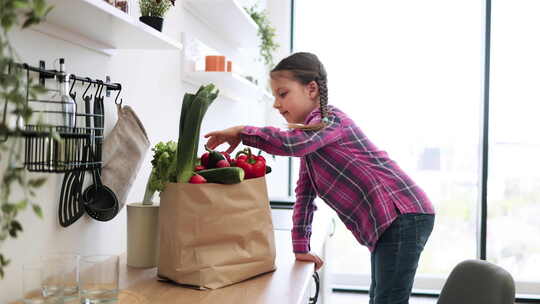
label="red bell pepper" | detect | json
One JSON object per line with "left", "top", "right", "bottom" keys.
{"left": 234, "top": 148, "right": 266, "bottom": 179}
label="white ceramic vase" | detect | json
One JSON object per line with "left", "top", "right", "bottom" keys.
{"left": 127, "top": 203, "right": 160, "bottom": 268}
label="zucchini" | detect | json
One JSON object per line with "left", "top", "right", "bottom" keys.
{"left": 197, "top": 167, "right": 245, "bottom": 184}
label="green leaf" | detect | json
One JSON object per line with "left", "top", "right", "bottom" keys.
{"left": 13, "top": 0, "right": 30, "bottom": 9}
{"left": 44, "top": 5, "right": 55, "bottom": 18}
{"left": 1, "top": 15, "right": 16, "bottom": 31}
{"left": 11, "top": 220, "right": 23, "bottom": 232}
{"left": 22, "top": 18, "right": 34, "bottom": 29}
{"left": 32, "top": 204, "right": 43, "bottom": 218}
{"left": 16, "top": 200, "right": 28, "bottom": 210}
{"left": 34, "top": 0, "right": 47, "bottom": 15}
{"left": 1, "top": 203, "right": 15, "bottom": 213}
{"left": 9, "top": 228, "right": 18, "bottom": 238}
{"left": 28, "top": 177, "right": 47, "bottom": 188}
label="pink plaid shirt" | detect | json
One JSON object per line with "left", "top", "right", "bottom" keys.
{"left": 240, "top": 106, "right": 435, "bottom": 253}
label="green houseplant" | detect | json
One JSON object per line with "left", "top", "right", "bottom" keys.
{"left": 245, "top": 5, "right": 280, "bottom": 68}
{"left": 0, "top": 0, "right": 54, "bottom": 279}
{"left": 139, "top": 0, "right": 175, "bottom": 32}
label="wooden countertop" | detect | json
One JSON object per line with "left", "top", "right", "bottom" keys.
{"left": 11, "top": 209, "right": 332, "bottom": 304}
{"left": 117, "top": 230, "right": 317, "bottom": 304}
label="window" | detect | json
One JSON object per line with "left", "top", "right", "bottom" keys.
{"left": 488, "top": 0, "right": 540, "bottom": 296}
{"left": 294, "top": 0, "right": 489, "bottom": 292}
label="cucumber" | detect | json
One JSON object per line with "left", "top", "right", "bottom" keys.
{"left": 196, "top": 167, "right": 245, "bottom": 184}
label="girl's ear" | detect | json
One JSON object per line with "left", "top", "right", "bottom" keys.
{"left": 306, "top": 80, "right": 319, "bottom": 100}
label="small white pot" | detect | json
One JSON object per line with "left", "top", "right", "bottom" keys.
{"left": 127, "top": 203, "right": 160, "bottom": 268}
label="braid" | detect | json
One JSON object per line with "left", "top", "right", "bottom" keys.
{"left": 316, "top": 78, "right": 329, "bottom": 124}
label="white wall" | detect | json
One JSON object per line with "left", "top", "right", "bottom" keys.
{"left": 0, "top": 1, "right": 274, "bottom": 301}
{"left": 263, "top": 0, "right": 294, "bottom": 198}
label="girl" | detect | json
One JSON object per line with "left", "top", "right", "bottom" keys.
{"left": 204, "top": 52, "right": 435, "bottom": 304}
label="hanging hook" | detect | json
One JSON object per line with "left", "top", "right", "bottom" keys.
{"left": 95, "top": 80, "right": 104, "bottom": 100}
{"left": 69, "top": 76, "right": 78, "bottom": 100}
{"left": 114, "top": 83, "right": 122, "bottom": 106}
{"left": 82, "top": 78, "right": 93, "bottom": 100}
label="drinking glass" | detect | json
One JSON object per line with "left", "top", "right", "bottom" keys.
{"left": 79, "top": 255, "right": 119, "bottom": 304}
{"left": 21, "top": 263, "right": 62, "bottom": 304}
{"left": 41, "top": 254, "right": 80, "bottom": 302}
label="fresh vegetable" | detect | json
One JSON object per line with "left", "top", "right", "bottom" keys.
{"left": 235, "top": 147, "right": 266, "bottom": 179}
{"left": 205, "top": 145, "right": 226, "bottom": 168}
{"left": 252, "top": 159, "right": 266, "bottom": 177}
{"left": 194, "top": 165, "right": 205, "bottom": 171}
{"left": 175, "top": 84, "right": 219, "bottom": 183}
{"left": 236, "top": 158, "right": 253, "bottom": 178}
{"left": 189, "top": 174, "right": 207, "bottom": 184}
{"left": 216, "top": 159, "right": 230, "bottom": 168}
{"left": 143, "top": 141, "right": 177, "bottom": 205}
{"left": 196, "top": 167, "right": 245, "bottom": 184}
{"left": 200, "top": 152, "right": 210, "bottom": 167}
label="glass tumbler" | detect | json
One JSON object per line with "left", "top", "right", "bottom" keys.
{"left": 41, "top": 254, "right": 80, "bottom": 302}
{"left": 21, "top": 263, "right": 62, "bottom": 304}
{"left": 79, "top": 255, "right": 119, "bottom": 304}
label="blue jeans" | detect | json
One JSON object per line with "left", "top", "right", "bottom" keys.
{"left": 369, "top": 213, "right": 435, "bottom": 304}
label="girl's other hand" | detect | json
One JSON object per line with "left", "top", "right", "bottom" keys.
{"left": 204, "top": 126, "right": 244, "bottom": 153}
{"left": 295, "top": 252, "right": 324, "bottom": 271}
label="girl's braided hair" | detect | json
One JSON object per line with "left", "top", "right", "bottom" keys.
{"left": 271, "top": 52, "right": 329, "bottom": 130}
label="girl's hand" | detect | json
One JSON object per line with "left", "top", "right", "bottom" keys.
{"left": 204, "top": 126, "right": 245, "bottom": 154}
{"left": 295, "top": 252, "right": 324, "bottom": 271}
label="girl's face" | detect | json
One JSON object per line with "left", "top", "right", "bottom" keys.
{"left": 270, "top": 72, "right": 319, "bottom": 124}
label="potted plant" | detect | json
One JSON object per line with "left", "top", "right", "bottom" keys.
{"left": 138, "top": 0, "right": 175, "bottom": 32}
{"left": 127, "top": 141, "right": 176, "bottom": 268}
{"left": 0, "top": 0, "right": 54, "bottom": 279}
{"left": 245, "top": 5, "right": 280, "bottom": 68}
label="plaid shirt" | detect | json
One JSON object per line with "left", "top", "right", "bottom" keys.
{"left": 240, "top": 105, "right": 434, "bottom": 253}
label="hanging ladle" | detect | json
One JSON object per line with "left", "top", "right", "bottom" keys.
{"left": 82, "top": 81, "right": 118, "bottom": 221}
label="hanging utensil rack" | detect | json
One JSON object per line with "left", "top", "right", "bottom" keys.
{"left": 0, "top": 59, "right": 122, "bottom": 174}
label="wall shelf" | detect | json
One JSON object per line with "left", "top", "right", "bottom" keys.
{"left": 183, "top": 0, "right": 259, "bottom": 49}
{"left": 183, "top": 71, "right": 271, "bottom": 102}
{"left": 31, "top": 0, "right": 183, "bottom": 55}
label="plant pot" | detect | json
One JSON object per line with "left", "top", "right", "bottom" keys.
{"left": 127, "top": 202, "right": 160, "bottom": 268}
{"left": 139, "top": 16, "right": 164, "bottom": 32}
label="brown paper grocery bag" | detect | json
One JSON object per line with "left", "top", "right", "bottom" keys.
{"left": 157, "top": 177, "right": 276, "bottom": 289}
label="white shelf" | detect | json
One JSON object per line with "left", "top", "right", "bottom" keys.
{"left": 183, "top": 71, "right": 271, "bottom": 102}
{"left": 183, "top": 0, "right": 259, "bottom": 49}
{"left": 31, "top": 0, "right": 182, "bottom": 55}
